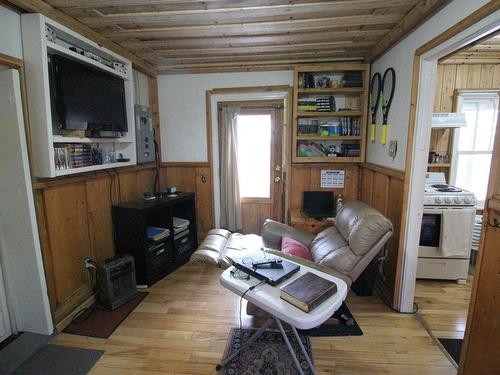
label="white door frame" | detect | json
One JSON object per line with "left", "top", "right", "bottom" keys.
{"left": 0, "top": 258, "right": 13, "bottom": 342}
{"left": 209, "top": 90, "right": 290, "bottom": 228}
{"left": 400, "top": 16, "right": 500, "bottom": 312}
{"left": 0, "top": 68, "right": 53, "bottom": 334}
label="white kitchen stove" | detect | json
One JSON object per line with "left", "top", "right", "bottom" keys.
{"left": 423, "top": 172, "right": 476, "bottom": 206}
{"left": 418, "top": 172, "right": 476, "bottom": 283}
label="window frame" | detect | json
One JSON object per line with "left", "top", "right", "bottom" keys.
{"left": 451, "top": 89, "right": 499, "bottom": 207}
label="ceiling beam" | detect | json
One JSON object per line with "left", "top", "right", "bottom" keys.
{"left": 47, "top": 0, "right": 410, "bottom": 11}
{"left": 6, "top": 0, "right": 157, "bottom": 76}
{"left": 366, "top": 0, "right": 449, "bottom": 62}
{"left": 139, "top": 41, "right": 376, "bottom": 57}
{"left": 122, "top": 29, "right": 387, "bottom": 49}
{"left": 75, "top": 1, "right": 413, "bottom": 27}
{"left": 149, "top": 48, "right": 370, "bottom": 64}
{"left": 103, "top": 14, "right": 400, "bottom": 40}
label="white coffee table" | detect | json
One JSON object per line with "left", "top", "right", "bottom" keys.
{"left": 218, "top": 253, "right": 348, "bottom": 375}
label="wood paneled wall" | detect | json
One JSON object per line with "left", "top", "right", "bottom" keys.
{"left": 160, "top": 164, "right": 214, "bottom": 238}
{"left": 359, "top": 163, "right": 404, "bottom": 307}
{"left": 434, "top": 63, "right": 500, "bottom": 112}
{"left": 430, "top": 63, "right": 500, "bottom": 181}
{"left": 29, "top": 73, "right": 160, "bottom": 326}
{"left": 289, "top": 163, "right": 360, "bottom": 211}
{"left": 33, "top": 166, "right": 157, "bottom": 323}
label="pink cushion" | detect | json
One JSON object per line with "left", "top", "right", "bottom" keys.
{"left": 281, "top": 236, "right": 312, "bottom": 260}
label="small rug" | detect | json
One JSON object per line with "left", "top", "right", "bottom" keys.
{"left": 63, "top": 292, "right": 148, "bottom": 338}
{"left": 0, "top": 333, "right": 53, "bottom": 374}
{"left": 438, "top": 338, "right": 463, "bottom": 364}
{"left": 221, "top": 328, "right": 313, "bottom": 375}
{"left": 14, "top": 344, "right": 103, "bottom": 374}
{"left": 298, "top": 302, "right": 363, "bottom": 337}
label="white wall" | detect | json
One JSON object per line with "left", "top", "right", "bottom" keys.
{"left": 0, "top": 4, "right": 22, "bottom": 59}
{"left": 158, "top": 71, "right": 293, "bottom": 162}
{"left": 367, "top": 0, "right": 490, "bottom": 171}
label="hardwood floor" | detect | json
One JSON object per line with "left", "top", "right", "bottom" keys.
{"left": 414, "top": 276, "right": 473, "bottom": 340}
{"left": 51, "top": 263, "right": 456, "bottom": 374}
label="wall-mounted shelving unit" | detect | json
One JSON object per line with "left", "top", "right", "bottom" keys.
{"left": 292, "top": 64, "right": 369, "bottom": 163}
{"left": 21, "top": 14, "right": 137, "bottom": 178}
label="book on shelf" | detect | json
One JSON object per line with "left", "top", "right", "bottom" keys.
{"left": 173, "top": 217, "right": 190, "bottom": 234}
{"left": 147, "top": 226, "right": 171, "bottom": 241}
{"left": 280, "top": 272, "right": 337, "bottom": 312}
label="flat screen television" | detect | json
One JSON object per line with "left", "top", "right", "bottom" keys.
{"left": 49, "top": 54, "right": 127, "bottom": 136}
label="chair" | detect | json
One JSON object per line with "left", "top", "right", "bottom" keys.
{"left": 260, "top": 200, "right": 393, "bottom": 288}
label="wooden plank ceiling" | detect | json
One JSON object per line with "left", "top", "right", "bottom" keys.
{"left": 441, "top": 33, "right": 500, "bottom": 65}
{"left": 43, "top": 0, "right": 436, "bottom": 74}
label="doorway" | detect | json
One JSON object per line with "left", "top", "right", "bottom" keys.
{"left": 218, "top": 101, "right": 284, "bottom": 234}
{"left": 399, "top": 12, "right": 500, "bottom": 372}
{"left": 207, "top": 86, "right": 292, "bottom": 232}
{"left": 413, "top": 34, "right": 499, "bottom": 364}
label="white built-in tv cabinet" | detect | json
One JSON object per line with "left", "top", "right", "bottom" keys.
{"left": 21, "top": 14, "right": 137, "bottom": 178}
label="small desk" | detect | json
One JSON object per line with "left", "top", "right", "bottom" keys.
{"left": 218, "top": 253, "right": 348, "bottom": 375}
{"left": 289, "top": 208, "right": 334, "bottom": 235}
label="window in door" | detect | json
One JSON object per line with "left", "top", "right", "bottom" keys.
{"left": 236, "top": 114, "right": 272, "bottom": 198}
{"left": 454, "top": 91, "right": 499, "bottom": 207}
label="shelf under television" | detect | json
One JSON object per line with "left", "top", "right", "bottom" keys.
{"left": 52, "top": 135, "right": 134, "bottom": 144}
{"left": 54, "top": 161, "right": 135, "bottom": 176}
{"left": 296, "top": 135, "right": 362, "bottom": 141}
{"left": 297, "top": 111, "right": 362, "bottom": 117}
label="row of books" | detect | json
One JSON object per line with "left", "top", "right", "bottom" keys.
{"left": 173, "top": 217, "right": 190, "bottom": 234}
{"left": 147, "top": 217, "right": 190, "bottom": 242}
{"left": 298, "top": 142, "right": 330, "bottom": 157}
{"left": 54, "top": 144, "right": 92, "bottom": 170}
{"left": 339, "top": 117, "right": 361, "bottom": 136}
{"left": 147, "top": 226, "right": 171, "bottom": 241}
{"left": 297, "top": 142, "right": 360, "bottom": 157}
{"left": 343, "top": 71, "right": 363, "bottom": 87}
{"left": 298, "top": 97, "right": 336, "bottom": 112}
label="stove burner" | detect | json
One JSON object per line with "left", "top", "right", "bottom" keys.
{"left": 431, "top": 184, "right": 449, "bottom": 189}
{"left": 436, "top": 187, "right": 462, "bottom": 193}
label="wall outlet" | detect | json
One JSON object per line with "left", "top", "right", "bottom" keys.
{"left": 83, "top": 258, "right": 94, "bottom": 269}
{"left": 388, "top": 140, "right": 398, "bottom": 159}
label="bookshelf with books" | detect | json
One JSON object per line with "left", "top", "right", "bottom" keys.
{"left": 112, "top": 192, "right": 198, "bottom": 287}
{"left": 292, "top": 64, "right": 369, "bottom": 163}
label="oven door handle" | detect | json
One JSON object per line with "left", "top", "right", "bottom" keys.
{"left": 423, "top": 207, "right": 445, "bottom": 215}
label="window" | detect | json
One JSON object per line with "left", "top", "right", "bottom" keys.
{"left": 236, "top": 114, "right": 272, "bottom": 198}
{"left": 454, "top": 91, "right": 499, "bottom": 207}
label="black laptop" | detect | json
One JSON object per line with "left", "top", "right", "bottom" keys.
{"left": 303, "top": 191, "right": 334, "bottom": 219}
{"left": 232, "top": 254, "right": 300, "bottom": 286}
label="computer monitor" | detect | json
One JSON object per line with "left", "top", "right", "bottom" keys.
{"left": 303, "top": 191, "right": 334, "bottom": 219}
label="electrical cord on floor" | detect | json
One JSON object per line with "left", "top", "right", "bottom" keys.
{"left": 239, "top": 280, "right": 266, "bottom": 331}
{"left": 71, "top": 260, "right": 101, "bottom": 325}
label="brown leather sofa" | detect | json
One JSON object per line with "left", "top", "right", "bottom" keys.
{"left": 191, "top": 200, "right": 393, "bottom": 288}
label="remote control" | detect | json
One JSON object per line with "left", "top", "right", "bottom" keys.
{"left": 252, "top": 259, "right": 283, "bottom": 269}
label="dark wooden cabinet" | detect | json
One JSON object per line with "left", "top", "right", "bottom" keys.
{"left": 112, "top": 192, "right": 198, "bottom": 286}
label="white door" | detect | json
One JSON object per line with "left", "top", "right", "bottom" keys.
{"left": 0, "top": 68, "right": 15, "bottom": 343}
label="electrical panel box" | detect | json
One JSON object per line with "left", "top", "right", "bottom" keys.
{"left": 134, "top": 105, "right": 155, "bottom": 164}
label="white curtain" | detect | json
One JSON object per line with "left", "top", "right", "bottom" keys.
{"left": 219, "top": 106, "right": 242, "bottom": 231}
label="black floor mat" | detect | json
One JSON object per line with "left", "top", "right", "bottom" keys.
{"left": 438, "top": 338, "right": 463, "bottom": 364}
{"left": 298, "top": 302, "right": 363, "bottom": 337}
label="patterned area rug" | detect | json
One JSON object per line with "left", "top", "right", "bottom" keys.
{"left": 221, "top": 328, "right": 313, "bottom": 375}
